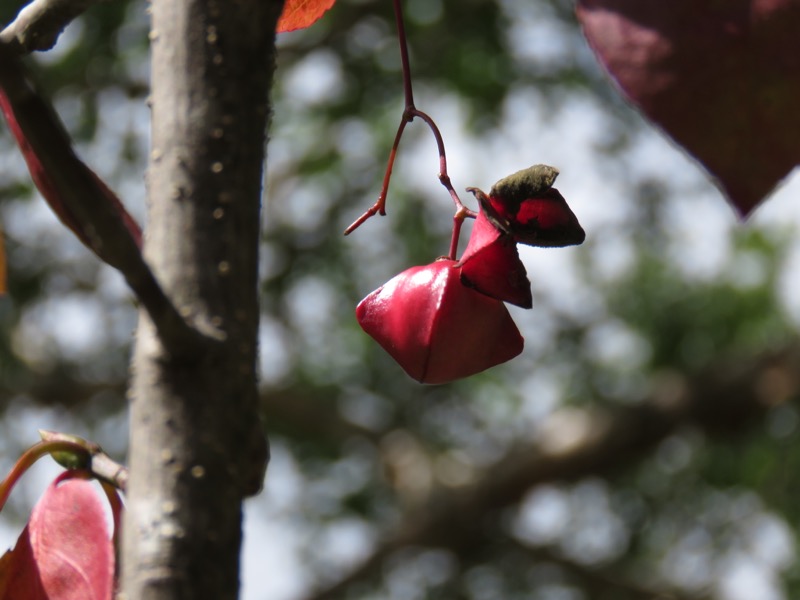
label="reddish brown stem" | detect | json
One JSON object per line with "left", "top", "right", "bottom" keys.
{"left": 448, "top": 215, "right": 463, "bottom": 261}
{"left": 411, "top": 108, "right": 474, "bottom": 217}
{"left": 100, "top": 479, "right": 124, "bottom": 578}
{"left": 344, "top": 115, "right": 410, "bottom": 235}
{"left": 0, "top": 439, "right": 90, "bottom": 511}
{"left": 393, "top": 0, "right": 414, "bottom": 109}
{"left": 344, "top": 0, "right": 474, "bottom": 239}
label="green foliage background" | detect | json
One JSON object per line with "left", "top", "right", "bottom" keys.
{"left": 1, "top": 0, "right": 800, "bottom": 598}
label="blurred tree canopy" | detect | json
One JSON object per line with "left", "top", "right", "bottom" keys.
{"left": 1, "top": 0, "right": 800, "bottom": 599}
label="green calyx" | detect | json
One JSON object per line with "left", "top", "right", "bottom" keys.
{"left": 489, "top": 164, "right": 559, "bottom": 205}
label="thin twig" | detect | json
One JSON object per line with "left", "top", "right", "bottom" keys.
{"left": 393, "top": 0, "right": 414, "bottom": 109}
{"left": 343, "top": 115, "right": 410, "bottom": 235}
{"left": 38, "top": 430, "right": 130, "bottom": 490}
{"left": 344, "top": 0, "right": 474, "bottom": 237}
{"left": 0, "top": 0, "right": 111, "bottom": 54}
{"left": 412, "top": 107, "right": 475, "bottom": 218}
{"left": 0, "top": 43, "right": 203, "bottom": 357}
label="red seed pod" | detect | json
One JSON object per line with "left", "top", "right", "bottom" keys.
{"left": 356, "top": 259, "right": 524, "bottom": 384}
{"left": 457, "top": 207, "right": 532, "bottom": 309}
{"left": 468, "top": 164, "right": 585, "bottom": 248}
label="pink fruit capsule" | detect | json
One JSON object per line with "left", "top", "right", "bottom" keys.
{"left": 356, "top": 258, "right": 524, "bottom": 384}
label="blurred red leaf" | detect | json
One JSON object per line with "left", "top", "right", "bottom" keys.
{"left": 0, "top": 544, "right": 29, "bottom": 599}
{"left": 277, "top": 0, "right": 336, "bottom": 33}
{"left": 0, "top": 524, "right": 47, "bottom": 599}
{"left": 577, "top": 0, "right": 800, "bottom": 217}
{"left": 0, "top": 473, "right": 113, "bottom": 600}
{"left": 0, "top": 89, "right": 143, "bottom": 251}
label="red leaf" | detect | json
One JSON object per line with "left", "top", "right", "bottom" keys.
{"left": 357, "top": 259, "right": 524, "bottom": 384}
{"left": 0, "top": 473, "right": 114, "bottom": 600}
{"left": 0, "top": 89, "right": 142, "bottom": 251}
{"left": 458, "top": 209, "right": 532, "bottom": 309}
{"left": 577, "top": 0, "right": 800, "bottom": 217}
{"left": 277, "top": 0, "right": 336, "bottom": 33}
{"left": 0, "top": 525, "right": 47, "bottom": 600}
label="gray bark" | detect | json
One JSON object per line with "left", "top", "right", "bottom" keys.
{"left": 123, "top": 1, "right": 283, "bottom": 598}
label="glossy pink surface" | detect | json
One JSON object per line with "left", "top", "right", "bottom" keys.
{"left": 357, "top": 259, "right": 524, "bottom": 384}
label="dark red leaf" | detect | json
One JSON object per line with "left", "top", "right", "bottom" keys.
{"left": 458, "top": 209, "right": 532, "bottom": 309}
{"left": 277, "top": 0, "right": 336, "bottom": 33}
{"left": 0, "top": 89, "right": 142, "bottom": 250}
{"left": 0, "top": 546, "right": 20, "bottom": 599}
{"left": 577, "top": 0, "right": 800, "bottom": 217}
{"left": 0, "top": 525, "right": 47, "bottom": 600}
{"left": 357, "top": 259, "right": 524, "bottom": 384}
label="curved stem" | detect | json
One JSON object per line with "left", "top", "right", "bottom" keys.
{"left": 343, "top": 0, "right": 475, "bottom": 240}
{"left": 448, "top": 214, "right": 463, "bottom": 261}
{"left": 393, "top": 0, "right": 414, "bottom": 109}
{"left": 0, "top": 439, "right": 91, "bottom": 512}
{"left": 410, "top": 108, "right": 475, "bottom": 217}
{"left": 100, "top": 479, "right": 125, "bottom": 578}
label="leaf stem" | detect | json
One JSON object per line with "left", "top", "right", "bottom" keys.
{"left": 100, "top": 479, "right": 125, "bottom": 577}
{"left": 0, "top": 439, "right": 89, "bottom": 512}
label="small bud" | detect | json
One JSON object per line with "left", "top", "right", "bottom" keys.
{"left": 39, "top": 431, "right": 93, "bottom": 470}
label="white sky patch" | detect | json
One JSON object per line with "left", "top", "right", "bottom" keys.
{"left": 515, "top": 485, "right": 571, "bottom": 546}
{"left": 583, "top": 318, "right": 652, "bottom": 371}
{"left": 716, "top": 554, "right": 785, "bottom": 600}
{"left": 666, "top": 192, "right": 735, "bottom": 281}
{"left": 13, "top": 294, "right": 109, "bottom": 365}
{"left": 778, "top": 242, "right": 800, "bottom": 325}
{"left": 516, "top": 371, "right": 563, "bottom": 427}
{"left": 241, "top": 506, "right": 307, "bottom": 600}
{"left": 259, "top": 317, "right": 294, "bottom": 385}
{"left": 283, "top": 49, "right": 346, "bottom": 107}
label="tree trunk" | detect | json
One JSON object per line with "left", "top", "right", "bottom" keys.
{"left": 122, "top": 1, "right": 283, "bottom": 598}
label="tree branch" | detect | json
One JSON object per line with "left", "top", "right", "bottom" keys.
{"left": 0, "top": 42, "right": 203, "bottom": 357}
{"left": 0, "top": 0, "right": 111, "bottom": 54}
{"left": 504, "top": 537, "right": 707, "bottom": 600}
{"left": 304, "top": 345, "right": 800, "bottom": 599}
